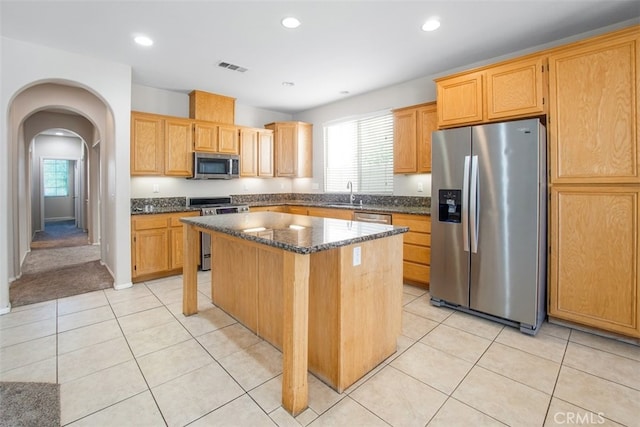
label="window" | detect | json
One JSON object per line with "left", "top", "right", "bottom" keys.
{"left": 324, "top": 111, "right": 394, "bottom": 194}
{"left": 43, "top": 159, "right": 69, "bottom": 197}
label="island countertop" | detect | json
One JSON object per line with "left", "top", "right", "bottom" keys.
{"left": 181, "top": 211, "right": 409, "bottom": 254}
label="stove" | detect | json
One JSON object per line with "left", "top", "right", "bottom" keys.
{"left": 187, "top": 197, "right": 249, "bottom": 270}
{"left": 187, "top": 196, "right": 250, "bottom": 215}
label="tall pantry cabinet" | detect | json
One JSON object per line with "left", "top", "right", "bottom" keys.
{"left": 547, "top": 27, "right": 640, "bottom": 338}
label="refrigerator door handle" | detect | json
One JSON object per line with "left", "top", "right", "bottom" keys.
{"left": 470, "top": 155, "right": 479, "bottom": 253}
{"left": 462, "top": 155, "right": 471, "bottom": 252}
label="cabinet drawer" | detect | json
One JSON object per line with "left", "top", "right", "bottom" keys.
{"left": 403, "top": 262, "right": 430, "bottom": 284}
{"left": 169, "top": 212, "right": 199, "bottom": 227}
{"left": 133, "top": 216, "right": 169, "bottom": 230}
{"left": 404, "top": 244, "right": 430, "bottom": 264}
{"left": 403, "top": 231, "right": 430, "bottom": 247}
{"left": 287, "top": 206, "right": 308, "bottom": 215}
{"left": 393, "top": 214, "right": 431, "bottom": 233}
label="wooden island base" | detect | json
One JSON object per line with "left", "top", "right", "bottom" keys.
{"left": 182, "top": 218, "right": 405, "bottom": 415}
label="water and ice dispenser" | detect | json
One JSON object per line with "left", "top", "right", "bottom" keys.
{"left": 438, "top": 190, "right": 462, "bottom": 223}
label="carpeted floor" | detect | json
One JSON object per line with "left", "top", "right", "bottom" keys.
{"left": 31, "top": 219, "right": 89, "bottom": 250}
{"left": 0, "top": 382, "right": 60, "bottom": 427}
{"left": 22, "top": 245, "right": 101, "bottom": 275}
{"left": 10, "top": 260, "right": 113, "bottom": 307}
{"left": 11, "top": 221, "right": 112, "bottom": 307}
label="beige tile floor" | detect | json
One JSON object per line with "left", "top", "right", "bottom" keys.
{"left": 1, "top": 272, "right": 639, "bottom": 427}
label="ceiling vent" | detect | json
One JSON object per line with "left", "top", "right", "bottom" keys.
{"left": 217, "top": 61, "right": 248, "bottom": 73}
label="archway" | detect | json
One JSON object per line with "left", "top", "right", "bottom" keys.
{"left": 6, "top": 82, "right": 110, "bottom": 305}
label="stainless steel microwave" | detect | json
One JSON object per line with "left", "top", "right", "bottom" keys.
{"left": 191, "top": 152, "right": 240, "bottom": 179}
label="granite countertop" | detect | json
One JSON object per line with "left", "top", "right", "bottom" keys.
{"left": 181, "top": 211, "right": 409, "bottom": 255}
{"left": 131, "top": 206, "right": 200, "bottom": 215}
{"left": 248, "top": 201, "right": 430, "bottom": 216}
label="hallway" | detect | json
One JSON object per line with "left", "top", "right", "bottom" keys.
{"left": 10, "top": 221, "right": 111, "bottom": 307}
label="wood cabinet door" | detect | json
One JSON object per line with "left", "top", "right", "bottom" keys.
{"left": 131, "top": 112, "right": 164, "bottom": 175}
{"left": 274, "top": 123, "right": 297, "bottom": 177}
{"left": 416, "top": 103, "right": 438, "bottom": 173}
{"left": 436, "top": 71, "right": 483, "bottom": 128}
{"left": 164, "top": 118, "right": 193, "bottom": 177}
{"left": 549, "top": 186, "right": 640, "bottom": 337}
{"left": 239, "top": 128, "right": 258, "bottom": 177}
{"left": 485, "top": 56, "right": 546, "bottom": 121}
{"left": 296, "top": 123, "right": 313, "bottom": 177}
{"left": 258, "top": 130, "right": 274, "bottom": 177}
{"left": 218, "top": 125, "right": 239, "bottom": 154}
{"left": 169, "top": 227, "right": 185, "bottom": 270}
{"left": 393, "top": 109, "right": 417, "bottom": 173}
{"left": 549, "top": 32, "right": 640, "bottom": 184}
{"left": 133, "top": 229, "right": 169, "bottom": 277}
{"left": 193, "top": 122, "right": 218, "bottom": 152}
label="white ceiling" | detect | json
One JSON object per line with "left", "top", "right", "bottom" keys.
{"left": 1, "top": 0, "right": 638, "bottom": 114}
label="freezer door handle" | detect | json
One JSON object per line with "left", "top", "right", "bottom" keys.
{"left": 462, "top": 155, "right": 471, "bottom": 252}
{"left": 470, "top": 155, "right": 479, "bottom": 253}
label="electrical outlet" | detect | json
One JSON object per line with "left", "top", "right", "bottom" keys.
{"left": 153, "top": 184, "right": 160, "bottom": 193}
{"left": 353, "top": 246, "right": 361, "bottom": 266}
{"left": 417, "top": 182, "right": 423, "bottom": 192}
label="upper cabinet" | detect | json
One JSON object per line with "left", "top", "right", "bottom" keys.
{"left": 393, "top": 102, "right": 437, "bottom": 174}
{"left": 131, "top": 112, "right": 164, "bottom": 175}
{"left": 189, "top": 90, "right": 235, "bottom": 124}
{"left": 436, "top": 71, "right": 484, "bottom": 128}
{"left": 548, "top": 28, "right": 640, "bottom": 184}
{"left": 265, "top": 121, "right": 312, "bottom": 178}
{"left": 193, "top": 121, "right": 239, "bottom": 155}
{"left": 131, "top": 112, "right": 192, "bottom": 177}
{"left": 436, "top": 55, "right": 547, "bottom": 128}
{"left": 240, "top": 128, "right": 274, "bottom": 177}
{"left": 164, "top": 117, "right": 193, "bottom": 177}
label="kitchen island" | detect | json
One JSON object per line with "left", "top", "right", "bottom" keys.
{"left": 181, "top": 212, "right": 408, "bottom": 415}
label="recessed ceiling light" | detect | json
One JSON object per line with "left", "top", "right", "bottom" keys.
{"left": 282, "top": 81, "right": 295, "bottom": 87}
{"left": 422, "top": 18, "right": 441, "bottom": 32}
{"left": 281, "top": 17, "right": 301, "bottom": 29}
{"left": 134, "top": 35, "right": 154, "bottom": 46}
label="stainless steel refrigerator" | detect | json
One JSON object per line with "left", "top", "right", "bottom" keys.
{"left": 430, "top": 118, "right": 547, "bottom": 335}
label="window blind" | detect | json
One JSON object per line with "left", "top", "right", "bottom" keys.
{"left": 324, "top": 111, "right": 394, "bottom": 194}
{"left": 43, "top": 159, "right": 70, "bottom": 197}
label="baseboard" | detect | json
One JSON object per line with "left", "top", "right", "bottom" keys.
{"left": 114, "top": 281, "right": 133, "bottom": 290}
{"left": 0, "top": 304, "right": 12, "bottom": 315}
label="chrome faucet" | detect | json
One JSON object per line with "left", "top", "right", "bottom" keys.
{"left": 347, "top": 181, "right": 355, "bottom": 204}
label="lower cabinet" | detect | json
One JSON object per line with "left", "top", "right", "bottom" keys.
{"left": 286, "top": 205, "right": 309, "bottom": 215}
{"left": 392, "top": 214, "right": 431, "bottom": 288}
{"left": 131, "top": 211, "right": 200, "bottom": 282}
{"left": 250, "top": 205, "right": 286, "bottom": 212}
{"left": 549, "top": 186, "right": 640, "bottom": 338}
{"left": 307, "top": 207, "right": 354, "bottom": 220}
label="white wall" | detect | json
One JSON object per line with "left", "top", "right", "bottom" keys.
{"left": 294, "top": 75, "right": 436, "bottom": 197}
{"left": 1, "top": 37, "right": 132, "bottom": 313}
{"left": 292, "top": 18, "right": 640, "bottom": 198}
{"left": 130, "top": 84, "right": 294, "bottom": 198}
